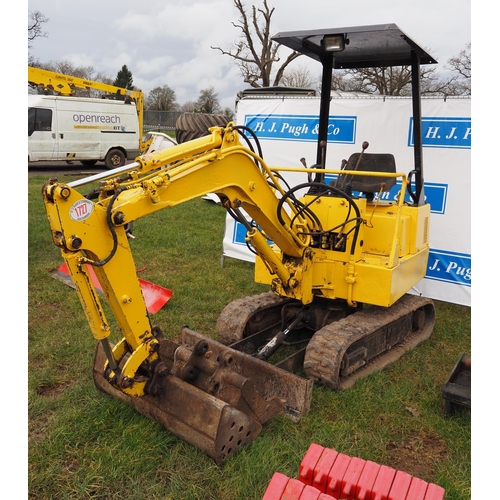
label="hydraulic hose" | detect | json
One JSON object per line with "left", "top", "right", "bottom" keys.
{"left": 276, "top": 182, "right": 362, "bottom": 256}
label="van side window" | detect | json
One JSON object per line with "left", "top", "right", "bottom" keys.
{"left": 28, "top": 107, "right": 52, "bottom": 136}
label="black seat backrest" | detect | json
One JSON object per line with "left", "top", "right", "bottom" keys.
{"left": 346, "top": 153, "right": 397, "bottom": 193}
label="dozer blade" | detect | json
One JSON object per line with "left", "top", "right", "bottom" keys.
{"left": 93, "top": 328, "right": 313, "bottom": 465}
{"left": 53, "top": 262, "right": 172, "bottom": 314}
{"left": 177, "top": 327, "right": 313, "bottom": 422}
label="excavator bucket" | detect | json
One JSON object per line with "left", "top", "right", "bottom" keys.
{"left": 93, "top": 327, "right": 313, "bottom": 465}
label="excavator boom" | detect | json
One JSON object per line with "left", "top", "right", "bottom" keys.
{"left": 41, "top": 24, "right": 437, "bottom": 464}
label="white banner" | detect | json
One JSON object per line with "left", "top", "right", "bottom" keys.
{"left": 222, "top": 95, "right": 471, "bottom": 307}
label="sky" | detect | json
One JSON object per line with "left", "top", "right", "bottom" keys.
{"left": 27, "top": 0, "right": 471, "bottom": 110}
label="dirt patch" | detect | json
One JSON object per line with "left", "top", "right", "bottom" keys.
{"left": 36, "top": 379, "right": 72, "bottom": 397}
{"left": 64, "top": 457, "right": 80, "bottom": 472}
{"left": 28, "top": 412, "right": 52, "bottom": 444}
{"left": 384, "top": 432, "right": 447, "bottom": 482}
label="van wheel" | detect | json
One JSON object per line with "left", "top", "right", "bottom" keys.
{"left": 105, "top": 149, "right": 126, "bottom": 169}
{"left": 80, "top": 160, "right": 98, "bottom": 166}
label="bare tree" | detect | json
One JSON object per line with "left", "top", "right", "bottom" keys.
{"left": 94, "top": 72, "right": 114, "bottom": 86}
{"left": 223, "top": 107, "right": 235, "bottom": 121}
{"left": 180, "top": 101, "right": 198, "bottom": 113}
{"left": 211, "top": 0, "right": 301, "bottom": 88}
{"left": 330, "top": 45, "right": 472, "bottom": 98}
{"left": 444, "top": 43, "right": 471, "bottom": 96}
{"left": 28, "top": 61, "right": 115, "bottom": 98}
{"left": 145, "top": 85, "right": 179, "bottom": 111}
{"left": 49, "top": 61, "right": 95, "bottom": 80}
{"left": 28, "top": 10, "right": 49, "bottom": 48}
{"left": 330, "top": 65, "right": 449, "bottom": 96}
{"left": 195, "top": 87, "right": 222, "bottom": 114}
{"left": 280, "top": 64, "right": 316, "bottom": 90}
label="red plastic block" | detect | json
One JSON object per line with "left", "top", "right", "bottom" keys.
{"left": 389, "top": 470, "right": 412, "bottom": 500}
{"left": 340, "top": 456, "right": 366, "bottom": 500}
{"left": 424, "top": 483, "right": 445, "bottom": 500}
{"left": 282, "top": 477, "right": 306, "bottom": 500}
{"left": 299, "top": 444, "right": 326, "bottom": 485}
{"left": 326, "top": 453, "right": 351, "bottom": 498}
{"left": 262, "top": 472, "right": 291, "bottom": 500}
{"left": 298, "top": 484, "right": 323, "bottom": 500}
{"left": 312, "top": 448, "right": 339, "bottom": 493}
{"left": 405, "top": 477, "right": 428, "bottom": 500}
{"left": 357, "top": 460, "right": 381, "bottom": 500}
{"left": 292, "top": 444, "right": 446, "bottom": 500}
{"left": 371, "top": 464, "right": 397, "bottom": 500}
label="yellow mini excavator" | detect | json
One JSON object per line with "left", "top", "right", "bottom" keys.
{"left": 42, "top": 24, "right": 436, "bottom": 465}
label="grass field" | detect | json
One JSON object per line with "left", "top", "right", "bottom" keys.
{"left": 28, "top": 173, "right": 471, "bottom": 499}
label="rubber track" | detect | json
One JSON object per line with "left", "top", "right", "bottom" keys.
{"left": 303, "top": 294, "right": 435, "bottom": 390}
{"left": 216, "top": 292, "right": 291, "bottom": 345}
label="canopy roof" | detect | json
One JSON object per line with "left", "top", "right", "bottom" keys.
{"left": 272, "top": 24, "right": 437, "bottom": 68}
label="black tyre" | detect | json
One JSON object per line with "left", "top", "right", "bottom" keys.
{"left": 175, "top": 113, "right": 229, "bottom": 144}
{"left": 104, "top": 149, "right": 126, "bottom": 169}
{"left": 80, "top": 160, "right": 98, "bottom": 166}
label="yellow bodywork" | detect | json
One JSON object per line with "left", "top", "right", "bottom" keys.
{"left": 255, "top": 191, "right": 430, "bottom": 307}
{"left": 42, "top": 124, "right": 430, "bottom": 397}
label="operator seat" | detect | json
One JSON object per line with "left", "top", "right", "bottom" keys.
{"left": 333, "top": 153, "right": 397, "bottom": 201}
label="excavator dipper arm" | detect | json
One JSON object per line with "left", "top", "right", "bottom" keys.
{"left": 42, "top": 124, "right": 318, "bottom": 463}
{"left": 42, "top": 122, "right": 433, "bottom": 464}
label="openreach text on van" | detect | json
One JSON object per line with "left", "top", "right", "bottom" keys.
{"left": 73, "top": 113, "right": 121, "bottom": 124}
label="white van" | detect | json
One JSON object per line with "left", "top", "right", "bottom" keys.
{"left": 28, "top": 95, "right": 142, "bottom": 168}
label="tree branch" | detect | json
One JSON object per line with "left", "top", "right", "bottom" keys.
{"left": 211, "top": 0, "right": 301, "bottom": 88}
